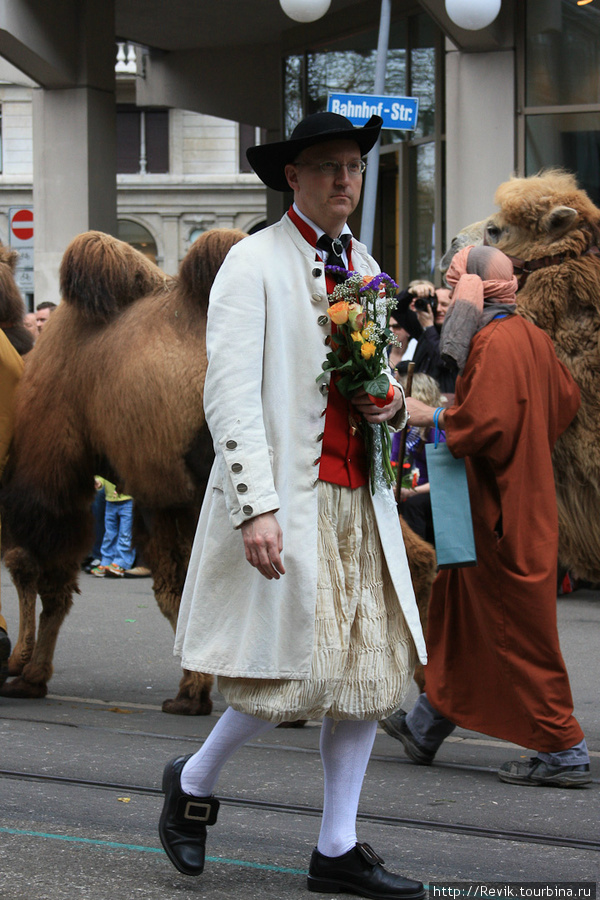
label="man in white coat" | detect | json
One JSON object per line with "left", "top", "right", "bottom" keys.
{"left": 159, "top": 112, "right": 427, "bottom": 899}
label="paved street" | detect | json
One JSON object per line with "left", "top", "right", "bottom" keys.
{"left": 0, "top": 563, "right": 598, "bottom": 899}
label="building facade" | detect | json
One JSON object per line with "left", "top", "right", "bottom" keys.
{"left": 0, "top": 1, "right": 598, "bottom": 302}
{"left": 0, "top": 46, "right": 266, "bottom": 309}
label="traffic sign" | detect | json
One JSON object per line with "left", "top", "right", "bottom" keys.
{"left": 9, "top": 207, "right": 34, "bottom": 247}
{"left": 327, "top": 93, "right": 419, "bottom": 131}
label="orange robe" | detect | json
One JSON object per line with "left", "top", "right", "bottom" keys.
{"left": 425, "top": 314, "right": 584, "bottom": 751}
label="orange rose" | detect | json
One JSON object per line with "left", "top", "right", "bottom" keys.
{"left": 360, "top": 341, "right": 376, "bottom": 359}
{"left": 327, "top": 301, "right": 350, "bottom": 325}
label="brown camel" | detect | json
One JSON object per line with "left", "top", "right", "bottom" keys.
{"left": 0, "top": 229, "right": 437, "bottom": 712}
{"left": 0, "top": 229, "right": 246, "bottom": 714}
{"left": 480, "top": 169, "right": 600, "bottom": 584}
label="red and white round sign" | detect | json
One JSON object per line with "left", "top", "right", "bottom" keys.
{"left": 9, "top": 207, "right": 34, "bottom": 247}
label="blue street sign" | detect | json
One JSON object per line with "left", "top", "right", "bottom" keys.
{"left": 327, "top": 92, "right": 419, "bottom": 131}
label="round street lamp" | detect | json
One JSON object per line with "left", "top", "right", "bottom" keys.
{"left": 445, "top": 0, "right": 501, "bottom": 30}
{"left": 279, "top": 0, "right": 332, "bottom": 23}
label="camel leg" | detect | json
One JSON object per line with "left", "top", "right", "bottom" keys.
{"left": 0, "top": 564, "right": 77, "bottom": 699}
{"left": 136, "top": 507, "right": 213, "bottom": 715}
{"left": 2, "top": 547, "right": 39, "bottom": 677}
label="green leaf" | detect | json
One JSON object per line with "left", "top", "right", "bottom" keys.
{"left": 363, "top": 373, "right": 390, "bottom": 398}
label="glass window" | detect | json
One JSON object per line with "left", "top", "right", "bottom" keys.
{"left": 283, "top": 19, "right": 410, "bottom": 142}
{"left": 117, "top": 105, "right": 169, "bottom": 174}
{"left": 409, "top": 141, "right": 436, "bottom": 280}
{"left": 526, "top": 1, "right": 600, "bottom": 107}
{"left": 118, "top": 220, "right": 158, "bottom": 263}
{"left": 525, "top": 112, "right": 600, "bottom": 206}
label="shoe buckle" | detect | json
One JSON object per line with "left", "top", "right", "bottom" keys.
{"left": 357, "top": 842, "right": 385, "bottom": 866}
{"left": 183, "top": 800, "right": 214, "bottom": 823}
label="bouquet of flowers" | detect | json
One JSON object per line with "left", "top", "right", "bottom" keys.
{"left": 316, "top": 266, "right": 402, "bottom": 493}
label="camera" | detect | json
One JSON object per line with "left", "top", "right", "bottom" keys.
{"left": 414, "top": 294, "right": 438, "bottom": 314}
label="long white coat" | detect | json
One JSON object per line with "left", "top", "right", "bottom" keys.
{"left": 174, "top": 214, "right": 427, "bottom": 677}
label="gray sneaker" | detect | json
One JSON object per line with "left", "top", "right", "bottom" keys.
{"left": 380, "top": 709, "right": 436, "bottom": 765}
{"left": 498, "top": 757, "right": 591, "bottom": 788}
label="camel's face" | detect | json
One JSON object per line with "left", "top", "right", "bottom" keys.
{"left": 483, "top": 205, "right": 580, "bottom": 261}
{"left": 439, "top": 220, "right": 486, "bottom": 273}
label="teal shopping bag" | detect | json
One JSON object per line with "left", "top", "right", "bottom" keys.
{"left": 425, "top": 424, "right": 477, "bottom": 569}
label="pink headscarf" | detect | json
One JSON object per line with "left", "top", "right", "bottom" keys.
{"left": 440, "top": 245, "right": 518, "bottom": 375}
{"left": 446, "top": 245, "right": 518, "bottom": 310}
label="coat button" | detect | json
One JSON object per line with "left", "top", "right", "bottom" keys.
{"left": 320, "top": 408, "right": 327, "bottom": 417}
{"left": 313, "top": 456, "right": 321, "bottom": 466}
{"left": 237, "top": 483, "right": 248, "bottom": 493}
{"left": 312, "top": 267, "right": 322, "bottom": 277}
{"left": 317, "top": 315, "right": 328, "bottom": 326}
{"left": 324, "top": 336, "right": 331, "bottom": 346}
{"left": 226, "top": 440, "right": 237, "bottom": 450}
{"left": 316, "top": 432, "right": 324, "bottom": 442}
{"left": 312, "top": 293, "right": 324, "bottom": 303}
{"left": 319, "top": 382, "right": 329, "bottom": 395}
{"left": 242, "top": 505, "right": 254, "bottom": 516}
{"left": 231, "top": 463, "right": 243, "bottom": 473}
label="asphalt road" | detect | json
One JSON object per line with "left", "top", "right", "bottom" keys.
{"left": 0, "top": 563, "right": 598, "bottom": 899}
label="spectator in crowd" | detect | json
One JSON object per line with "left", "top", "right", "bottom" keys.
{"left": 23, "top": 313, "right": 38, "bottom": 344}
{"left": 395, "top": 373, "right": 444, "bottom": 546}
{"left": 35, "top": 301, "right": 57, "bottom": 332}
{"left": 0, "top": 328, "right": 25, "bottom": 685}
{"left": 91, "top": 478, "right": 136, "bottom": 578}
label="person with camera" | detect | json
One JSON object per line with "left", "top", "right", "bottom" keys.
{"left": 409, "top": 284, "right": 455, "bottom": 395}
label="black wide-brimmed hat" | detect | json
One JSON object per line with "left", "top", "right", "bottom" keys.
{"left": 246, "top": 112, "right": 383, "bottom": 192}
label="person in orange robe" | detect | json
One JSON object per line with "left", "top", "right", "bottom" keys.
{"left": 381, "top": 244, "right": 591, "bottom": 787}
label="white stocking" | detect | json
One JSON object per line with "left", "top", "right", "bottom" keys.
{"left": 317, "top": 717, "right": 378, "bottom": 858}
{"left": 180, "top": 706, "right": 276, "bottom": 796}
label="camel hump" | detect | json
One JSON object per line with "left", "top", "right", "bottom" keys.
{"left": 178, "top": 228, "right": 247, "bottom": 311}
{"left": 59, "top": 230, "right": 167, "bottom": 323}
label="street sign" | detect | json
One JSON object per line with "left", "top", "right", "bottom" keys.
{"left": 327, "top": 93, "right": 419, "bottom": 131}
{"left": 9, "top": 206, "right": 34, "bottom": 247}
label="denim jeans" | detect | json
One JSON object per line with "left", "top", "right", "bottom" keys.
{"left": 406, "top": 693, "right": 589, "bottom": 766}
{"left": 100, "top": 499, "right": 136, "bottom": 570}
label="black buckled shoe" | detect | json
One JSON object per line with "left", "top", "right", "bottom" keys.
{"left": 379, "top": 710, "right": 436, "bottom": 766}
{"left": 158, "top": 754, "right": 220, "bottom": 876}
{"left": 307, "top": 842, "right": 425, "bottom": 899}
{"left": 498, "top": 757, "right": 591, "bottom": 788}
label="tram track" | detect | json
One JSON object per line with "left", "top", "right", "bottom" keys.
{"left": 1, "top": 766, "right": 599, "bottom": 854}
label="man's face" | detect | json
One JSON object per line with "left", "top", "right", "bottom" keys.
{"left": 284, "top": 139, "right": 363, "bottom": 236}
{"left": 36, "top": 308, "right": 52, "bottom": 332}
{"left": 434, "top": 289, "right": 452, "bottom": 326}
{"left": 24, "top": 313, "right": 38, "bottom": 339}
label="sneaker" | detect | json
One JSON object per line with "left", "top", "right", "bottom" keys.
{"left": 90, "top": 565, "right": 106, "bottom": 577}
{"left": 105, "top": 563, "right": 125, "bottom": 578}
{"left": 379, "top": 709, "right": 436, "bottom": 765}
{"left": 498, "top": 757, "right": 591, "bottom": 788}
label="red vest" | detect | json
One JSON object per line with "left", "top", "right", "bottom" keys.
{"left": 288, "top": 207, "right": 368, "bottom": 488}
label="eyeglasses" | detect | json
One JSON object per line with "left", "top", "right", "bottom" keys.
{"left": 294, "top": 159, "right": 367, "bottom": 177}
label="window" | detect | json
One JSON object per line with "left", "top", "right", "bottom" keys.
{"left": 118, "top": 220, "right": 158, "bottom": 263}
{"left": 521, "top": 1, "right": 600, "bottom": 205}
{"left": 117, "top": 105, "right": 169, "bottom": 174}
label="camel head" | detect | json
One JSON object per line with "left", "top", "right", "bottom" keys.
{"left": 439, "top": 220, "right": 486, "bottom": 274}
{"left": 483, "top": 169, "right": 600, "bottom": 265}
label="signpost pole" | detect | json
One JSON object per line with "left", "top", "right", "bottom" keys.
{"left": 359, "top": 0, "right": 391, "bottom": 253}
